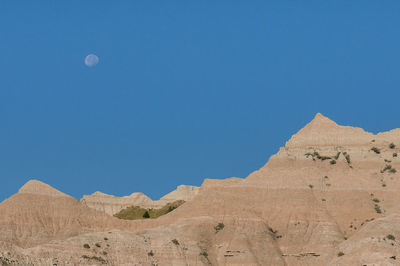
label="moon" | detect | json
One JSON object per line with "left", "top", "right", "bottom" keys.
{"left": 85, "top": 54, "right": 99, "bottom": 67}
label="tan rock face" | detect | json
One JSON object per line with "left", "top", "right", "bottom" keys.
{"left": 1, "top": 113, "right": 400, "bottom": 265}
{"left": 80, "top": 185, "right": 199, "bottom": 216}
{"left": 18, "top": 179, "right": 70, "bottom": 198}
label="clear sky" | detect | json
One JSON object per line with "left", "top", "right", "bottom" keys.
{"left": 1, "top": 1, "right": 400, "bottom": 201}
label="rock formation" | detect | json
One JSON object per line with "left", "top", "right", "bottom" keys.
{"left": 1, "top": 113, "right": 399, "bottom": 265}
{"left": 80, "top": 185, "right": 199, "bottom": 215}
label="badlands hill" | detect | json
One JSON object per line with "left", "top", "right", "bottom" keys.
{"left": 81, "top": 185, "right": 199, "bottom": 215}
{"left": 1, "top": 113, "right": 400, "bottom": 265}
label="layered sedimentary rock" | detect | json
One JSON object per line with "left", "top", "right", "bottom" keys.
{"left": 80, "top": 185, "right": 199, "bottom": 215}
{"left": 1, "top": 113, "right": 400, "bottom": 265}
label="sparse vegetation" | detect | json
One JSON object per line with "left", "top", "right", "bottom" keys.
{"left": 200, "top": 250, "right": 208, "bottom": 258}
{"left": 381, "top": 164, "right": 396, "bottom": 174}
{"left": 338, "top": 251, "right": 344, "bottom": 257}
{"left": 143, "top": 211, "right": 150, "bottom": 218}
{"left": 95, "top": 243, "right": 101, "bottom": 248}
{"left": 382, "top": 164, "right": 392, "bottom": 172}
{"left": 214, "top": 222, "right": 225, "bottom": 233}
{"left": 387, "top": 234, "right": 395, "bottom": 241}
{"left": 81, "top": 255, "right": 106, "bottom": 263}
{"left": 374, "top": 204, "right": 382, "bottom": 214}
{"left": 167, "top": 205, "right": 177, "bottom": 213}
{"left": 343, "top": 152, "right": 351, "bottom": 165}
{"left": 102, "top": 251, "right": 107, "bottom": 256}
{"left": 371, "top": 147, "right": 381, "bottom": 154}
{"left": 305, "top": 151, "right": 339, "bottom": 162}
{"left": 83, "top": 243, "right": 90, "bottom": 249}
{"left": 114, "top": 200, "right": 185, "bottom": 220}
{"left": 372, "top": 198, "right": 380, "bottom": 203}
{"left": 394, "top": 153, "right": 398, "bottom": 158}
{"left": 390, "top": 143, "right": 396, "bottom": 149}
{"left": 320, "top": 156, "right": 331, "bottom": 161}
{"left": 171, "top": 239, "right": 180, "bottom": 245}
{"left": 148, "top": 250, "right": 154, "bottom": 257}
{"left": 330, "top": 160, "right": 336, "bottom": 165}
{"left": 104, "top": 237, "right": 108, "bottom": 241}
{"left": 269, "top": 227, "right": 277, "bottom": 234}
{"left": 309, "top": 184, "right": 314, "bottom": 189}
{"left": 268, "top": 227, "right": 282, "bottom": 239}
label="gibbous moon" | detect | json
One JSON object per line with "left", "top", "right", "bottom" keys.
{"left": 85, "top": 54, "right": 99, "bottom": 67}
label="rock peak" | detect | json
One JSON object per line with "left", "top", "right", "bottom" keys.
{"left": 18, "top": 179, "right": 70, "bottom": 197}
{"left": 308, "top": 113, "right": 338, "bottom": 127}
{"left": 283, "top": 113, "right": 373, "bottom": 148}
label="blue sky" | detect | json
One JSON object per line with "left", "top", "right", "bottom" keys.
{"left": 1, "top": 1, "right": 400, "bottom": 200}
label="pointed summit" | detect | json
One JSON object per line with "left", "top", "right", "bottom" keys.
{"left": 18, "top": 179, "right": 70, "bottom": 197}
{"left": 307, "top": 113, "right": 338, "bottom": 128}
{"left": 284, "top": 113, "right": 373, "bottom": 148}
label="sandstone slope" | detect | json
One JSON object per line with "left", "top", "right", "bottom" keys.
{"left": 1, "top": 113, "right": 400, "bottom": 265}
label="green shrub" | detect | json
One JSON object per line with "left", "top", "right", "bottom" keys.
{"left": 214, "top": 222, "right": 225, "bottom": 233}
{"left": 200, "top": 250, "right": 208, "bottom": 258}
{"left": 371, "top": 147, "right": 381, "bottom": 154}
{"left": 387, "top": 234, "right": 395, "bottom": 240}
{"left": 142, "top": 211, "right": 150, "bottom": 219}
{"left": 148, "top": 250, "right": 154, "bottom": 257}
{"left": 167, "top": 206, "right": 177, "bottom": 213}
{"left": 338, "top": 251, "right": 344, "bottom": 257}
{"left": 104, "top": 237, "right": 108, "bottom": 241}
{"left": 268, "top": 227, "right": 278, "bottom": 234}
{"left": 320, "top": 156, "right": 331, "bottom": 161}
{"left": 341, "top": 152, "right": 351, "bottom": 166}
{"left": 381, "top": 164, "right": 395, "bottom": 173}
{"left": 375, "top": 204, "right": 382, "bottom": 214}
{"left": 394, "top": 153, "right": 398, "bottom": 158}
{"left": 330, "top": 160, "right": 336, "bottom": 165}
{"left": 81, "top": 255, "right": 106, "bottom": 263}
{"left": 83, "top": 243, "right": 90, "bottom": 249}
{"left": 171, "top": 239, "right": 180, "bottom": 245}
{"left": 372, "top": 198, "right": 380, "bottom": 203}
{"left": 309, "top": 184, "right": 314, "bottom": 189}
{"left": 390, "top": 143, "right": 396, "bottom": 149}
{"left": 95, "top": 243, "right": 101, "bottom": 248}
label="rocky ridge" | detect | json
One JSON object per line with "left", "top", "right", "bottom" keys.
{"left": 80, "top": 185, "right": 200, "bottom": 215}
{"left": 0, "top": 113, "right": 400, "bottom": 265}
